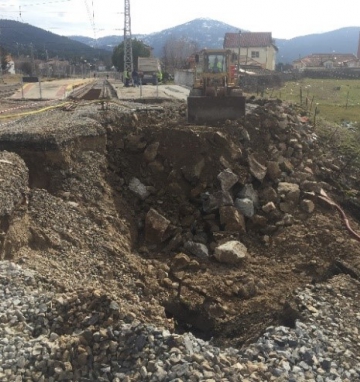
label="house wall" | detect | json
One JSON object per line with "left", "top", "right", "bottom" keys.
{"left": 266, "top": 47, "right": 277, "bottom": 71}
{"left": 292, "top": 55, "right": 360, "bottom": 70}
{"left": 293, "top": 62, "right": 304, "bottom": 70}
{"left": 346, "top": 61, "right": 360, "bottom": 68}
{"left": 228, "top": 47, "right": 276, "bottom": 70}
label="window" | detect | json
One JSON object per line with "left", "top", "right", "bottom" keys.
{"left": 206, "top": 54, "right": 226, "bottom": 73}
{"left": 324, "top": 61, "right": 333, "bottom": 69}
{"left": 251, "top": 51, "right": 260, "bottom": 58}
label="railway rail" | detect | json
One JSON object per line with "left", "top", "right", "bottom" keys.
{"left": 0, "top": 83, "right": 21, "bottom": 99}
{"left": 70, "top": 79, "right": 118, "bottom": 100}
{"left": 0, "top": 79, "right": 119, "bottom": 125}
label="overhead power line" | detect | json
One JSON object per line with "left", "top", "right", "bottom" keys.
{"left": 83, "top": 0, "right": 98, "bottom": 47}
{"left": 0, "top": 0, "right": 72, "bottom": 7}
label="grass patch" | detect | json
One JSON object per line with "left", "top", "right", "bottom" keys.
{"left": 257, "top": 77, "right": 360, "bottom": 181}
{"left": 316, "top": 117, "right": 360, "bottom": 166}
{"left": 267, "top": 78, "right": 360, "bottom": 126}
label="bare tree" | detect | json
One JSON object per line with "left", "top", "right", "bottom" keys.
{"left": 162, "top": 36, "right": 199, "bottom": 74}
{"left": 17, "top": 60, "right": 33, "bottom": 75}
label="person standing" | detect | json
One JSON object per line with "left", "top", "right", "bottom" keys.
{"left": 132, "top": 69, "right": 139, "bottom": 87}
{"left": 123, "top": 70, "right": 130, "bottom": 87}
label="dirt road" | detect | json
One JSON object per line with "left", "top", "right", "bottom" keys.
{"left": 9, "top": 78, "right": 95, "bottom": 100}
{"left": 108, "top": 79, "right": 190, "bottom": 100}
{"left": 4, "top": 77, "right": 189, "bottom": 101}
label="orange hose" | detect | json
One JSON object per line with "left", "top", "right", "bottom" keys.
{"left": 318, "top": 194, "right": 360, "bottom": 242}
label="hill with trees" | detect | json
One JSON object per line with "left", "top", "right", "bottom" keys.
{"left": 2, "top": 18, "right": 360, "bottom": 69}
{"left": 0, "top": 19, "right": 111, "bottom": 64}
{"left": 276, "top": 27, "right": 360, "bottom": 64}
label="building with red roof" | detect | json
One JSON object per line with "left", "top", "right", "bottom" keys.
{"left": 293, "top": 53, "right": 360, "bottom": 70}
{"left": 223, "top": 32, "right": 278, "bottom": 71}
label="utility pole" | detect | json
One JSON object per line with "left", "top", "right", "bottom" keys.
{"left": 0, "top": 27, "right": 3, "bottom": 82}
{"left": 123, "top": 0, "right": 133, "bottom": 78}
{"left": 237, "top": 30, "right": 241, "bottom": 81}
{"left": 30, "top": 43, "right": 35, "bottom": 76}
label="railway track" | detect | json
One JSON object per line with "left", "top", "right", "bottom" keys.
{"left": 70, "top": 79, "right": 118, "bottom": 100}
{"left": 0, "top": 79, "right": 117, "bottom": 127}
{"left": 0, "top": 78, "right": 119, "bottom": 125}
{"left": 0, "top": 83, "right": 21, "bottom": 99}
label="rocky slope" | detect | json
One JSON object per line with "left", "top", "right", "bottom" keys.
{"left": 0, "top": 97, "right": 360, "bottom": 381}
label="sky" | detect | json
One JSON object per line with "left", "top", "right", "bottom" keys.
{"left": 0, "top": 0, "right": 359, "bottom": 40}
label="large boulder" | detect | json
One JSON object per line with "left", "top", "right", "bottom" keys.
{"left": 129, "top": 177, "right": 150, "bottom": 200}
{"left": 259, "top": 186, "right": 278, "bottom": 203}
{"left": 248, "top": 154, "right": 267, "bottom": 181}
{"left": 300, "top": 199, "right": 315, "bottom": 213}
{"left": 145, "top": 208, "right": 170, "bottom": 244}
{"left": 217, "top": 169, "right": 239, "bottom": 191}
{"left": 214, "top": 240, "right": 247, "bottom": 264}
{"left": 238, "top": 184, "right": 259, "bottom": 207}
{"left": 262, "top": 202, "right": 276, "bottom": 213}
{"left": 203, "top": 191, "right": 234, "bottom": 213}
{"left": 181, "top": 158, "right": 205, "bottom": 183}
{"left": 143, "top": 142, "right": 160, "bottom": 162}
{"left": 171, "top": 253, "right": 191, "bottom": 271}
{"left": 219, "top": 206, "right": 246, "bottom": 233}
{"left": 184, "top": 241, "right": 209, "bottom": 260}
{"left": 235, "top": 198, "right": 254, "bottom": 218}
{"left": 278, "top": 182, "right": 300, "bottom": 203}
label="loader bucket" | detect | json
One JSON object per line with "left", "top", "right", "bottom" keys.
{"left": 187, "top": 96, "right": 246, "bottom": 124}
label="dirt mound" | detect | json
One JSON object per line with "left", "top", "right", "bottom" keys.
{"left": 1, "top": 98, "right": 360, "bottom": 347}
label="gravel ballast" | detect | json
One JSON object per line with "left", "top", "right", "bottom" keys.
{"left": 1, "top": 260, "right": 359, "bottom": 382}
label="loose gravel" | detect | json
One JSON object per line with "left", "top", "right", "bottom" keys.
{"left": 1, "top": 260, "right": 359, "bottom": 382}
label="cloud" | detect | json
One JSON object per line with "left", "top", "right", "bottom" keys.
{"left": 0, "top": 0, "right": 359, "bottom": 39}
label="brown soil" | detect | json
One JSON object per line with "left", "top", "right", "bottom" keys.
{"left": 1, "top": 96, "right": 360, "bottom": 350}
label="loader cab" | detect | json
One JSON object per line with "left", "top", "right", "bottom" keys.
{"left": 204, "top": 53, "right": 227, "bottom": 74}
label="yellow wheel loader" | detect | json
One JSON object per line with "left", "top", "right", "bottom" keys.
{"left": 187, "top": 49, "right": 245, "bottom": 124}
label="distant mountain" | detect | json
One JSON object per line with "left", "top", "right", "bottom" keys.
{"left": 141, "top": 18, "right": 242, "bottom": 57}
{"left": 70, "top": 34, "right": 146, "bottom": 51}
{"left": 0, "top": 19, "right": 111, "bottom": 63}
{"left": 71, "top": 19, "right": 360, "bottom": 65}
{"left": 2, "top": 18, "right": 360, "bottom": 66}
{"left": 276, "top": 27, "right": 360, "bottom": 64}
{"left": 70, "top": 18, "right": 242, "bottom": 56}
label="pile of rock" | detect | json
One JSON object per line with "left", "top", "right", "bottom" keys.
{"left": 1, "top": 96, "right": 360, "bottom": 380}
{"left": 128, "top": 100, "right": 323, "bottom": 264}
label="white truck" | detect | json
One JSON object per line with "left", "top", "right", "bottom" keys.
{"left": 138, "top": 57, "right": 162, "bottom": 85}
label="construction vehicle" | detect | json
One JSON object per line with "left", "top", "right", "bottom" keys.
{"left": 138, "top": 57, "right": 162, "bottom": 85}
{"left": 187, "top": 49, "right": 245, "bottom": 124}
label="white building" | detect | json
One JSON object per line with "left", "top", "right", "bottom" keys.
{"left": 223, "top": 32, "right": 278, "bottom": 71}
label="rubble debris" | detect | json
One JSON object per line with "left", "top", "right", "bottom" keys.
{"left": 1, "top": 95, "right": 360, "bottom": 360}
{"left": 214, "top": 240, "right": 248, "bottom": 264}
{"left": 129, "top": 177, "right": 150, "bottom": 200}
{"left": 145, "top": 208, "right": 171, "bottom": 244}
